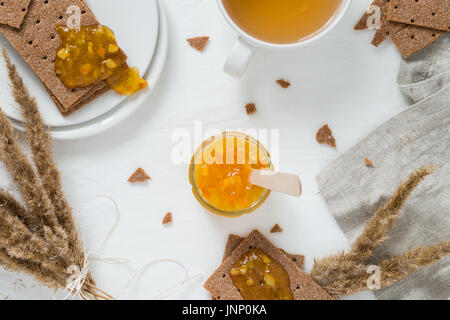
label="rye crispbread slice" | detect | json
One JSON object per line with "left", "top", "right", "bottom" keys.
{"left": 392, "top": 24, "right": 444, "bottom": 59}
{"left": 222, "top": 234, "right": 304, "bottom": 270}
{"left": 354, "top": 0, "right": 378, "bottom": 30}
{"left": 0, "top": 0, "right": 31, "bottom": 29}
{"left": 205, "top": 230, "right": 332, "bottom": 300}
{"left": 0, "top": 0, "right": 109, "bottom": 115}
{"left": 44, "top": 80, "right": 109, "bottom": 116}
{"left": 354, "top": 0, "right": 405, "bottom": 46}
{"left": 387, "top": 0, "right": 449, "bottom": 32}
{"left": 371, "top": 1, "right": 405, "bottom": 46}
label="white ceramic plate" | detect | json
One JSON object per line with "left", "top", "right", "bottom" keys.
{"left": 0, "top": 0, "right": 167, "bottom": 139}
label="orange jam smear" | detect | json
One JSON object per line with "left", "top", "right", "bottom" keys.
{"left": 230, "top": 249, "right": 293, "bottom": 300}
{"left": 194, "top": 135, "right": 270, "bottom": 212}
{"left": 55, "top": 25, "right": 147, "bottom": 95}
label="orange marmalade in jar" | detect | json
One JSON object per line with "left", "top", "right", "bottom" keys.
{"left": 189, "top": 132, "right": 273, "bottom": 217}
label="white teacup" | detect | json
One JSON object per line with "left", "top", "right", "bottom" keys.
{"left": 217, "top": 0, "right": 352, "bottom": 78}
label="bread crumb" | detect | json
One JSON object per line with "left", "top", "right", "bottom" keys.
{"left": 162, "top": 212, "right": 173, "bottom": 225}
{"left": 187, "top": 36, "right": 210, "bottom": 51}
{"left": 365, "top": 158, "right": 374, "bottom": 167}
{"left": 128, "top": 168, "right": 151, "bottom": 183}
{"left": 316, "top": 124, "right": 336, "bottom": 148}
{"left": 270, "top": 224, "right": 283, "bottom": 233}
{"left": 276, "top": 79, "right": 291, "bottom": 88}
{"left": 245, "top": 103, "right": 257, "bottom": 115}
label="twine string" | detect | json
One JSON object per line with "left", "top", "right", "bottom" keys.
{"left": 63, "top": 195, "right": 125, "bottom": 300}
{"left": 119, "top": 258, "right": 201, "bottom": 300}
{"left": 64, "top": 195, "right": 198, "bottom": 300}
{"left": 63, "top": 259, "right": 90, "bottom": 300}
{"left": 79, "top": 194, "right": 121, "bottom": 250}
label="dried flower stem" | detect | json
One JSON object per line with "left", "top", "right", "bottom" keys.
{"left": 2, "top": 49, "right": 83, "bottom": 263}
{"left": 378, "top": 240, "right": 450, "bottom": 287}
{"left": 324, "top": 240, "right": 450, "bottom": 298}
{"left": 312, "top": 167, "right": 434, "bottom": 282}
{"left": 0, "top": 205, "right": 70, "bottom": 271}
{"left": 311, "top": 167, "right": 449, "bottom": 298}
{"left": 0, "top": 51, "right": 103, "bottom": 299}
{"left": 348, "top": 166, "right": 435, "bottom": 263}
{"left": 0, "top": 189, "right": 39, "bottom": 229}
{"left": 0, "top": 111, "right": 67, "bottom": 242}
{"left": 0, "top": 248, "right": 66, "bottom": 289}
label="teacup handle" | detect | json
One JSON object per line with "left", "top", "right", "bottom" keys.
{"left": 224, "top": 37, "right": 255, "bottom": 78}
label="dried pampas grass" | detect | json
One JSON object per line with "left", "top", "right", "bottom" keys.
{"left": 3, "top": 52, "right": 83, "bottom": 256}
{"left": 0, "top": 49, "right": 107, "bottom": 299}
{"left": 311, "top": 167, "right": 450, "bottom": 298}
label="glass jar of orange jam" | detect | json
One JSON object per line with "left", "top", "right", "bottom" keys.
{"left": 189, "top": 132, "right": 273, "bottom": 217}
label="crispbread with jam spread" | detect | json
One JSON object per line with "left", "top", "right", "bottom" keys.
{"left": 205, "top": 230, "right": 332, "bottom": 300}
{"left": 0, "top": 0, "right": 108, "bottom": 115}
{"left": 222, "top": 234, "right": 305, "bottom": 270}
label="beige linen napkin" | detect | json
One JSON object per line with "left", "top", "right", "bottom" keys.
{"left": 317, "top": 34, "right": 449, "bottom": 300}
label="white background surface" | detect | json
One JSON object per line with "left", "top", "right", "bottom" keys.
{"left": 0, "top": 0, "right": 411, "bottom": 300}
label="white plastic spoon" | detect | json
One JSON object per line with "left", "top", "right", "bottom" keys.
{"left": 249, "top": 170, "right": 302, "bottom": 197}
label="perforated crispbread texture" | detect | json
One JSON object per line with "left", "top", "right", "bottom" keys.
{"left": 222, "top": 234, "right": 305, "bottom": 270}
{"left": 0, "top": 0, "right": 107, "bottom": 113}
{"left": 387, "top": 0, "right": 449, "bottom": 32}
{"left": 354, "top": 0, "right": 379, "bottom": 30}
{"left": 392, "top": 24, "right": 444, "bottom": 58}
{"left": 0, "top": 0, "right": 31, "bottom": 29}
{"left": 371, "top": 0, "right": 405, "bottom": 46}
{"left": 45, "top": 80, "right": 109, "bottom": 116}
{"left": 205, "top": 230, "right": 332, "bottom": 300}
{"left": 354, "top": 0, "right": 405, "bottom": 46}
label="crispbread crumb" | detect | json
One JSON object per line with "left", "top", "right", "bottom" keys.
{"left": 270, "top": 224, "right": 283, "bottom": 233}
{"left": 128, "top": 168, "right": 151, "bottom": 183}
{"left": 162, "top": 212, "right": 173, "bottom": 225}
{"left": 316, "top": 124, "right": 336, "bottom": 148}
{"left": 245, "top": 103, "right": 257, "bottom": 115}
{"left": 365, "top": 158, "right": 374, "bottom": 167}
{"left": 187, "top": 36, "right": 210, "bottom": 51}
{"left": 276, "top": 79, "right": 291, "bottom": 88}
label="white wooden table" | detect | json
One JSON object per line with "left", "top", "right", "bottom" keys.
{"left": 0, "top": 0, "right": 409, "bottom": 300}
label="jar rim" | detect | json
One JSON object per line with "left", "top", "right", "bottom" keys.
{"left": 189, "top": 131, "right": 273, "bottom": 217}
